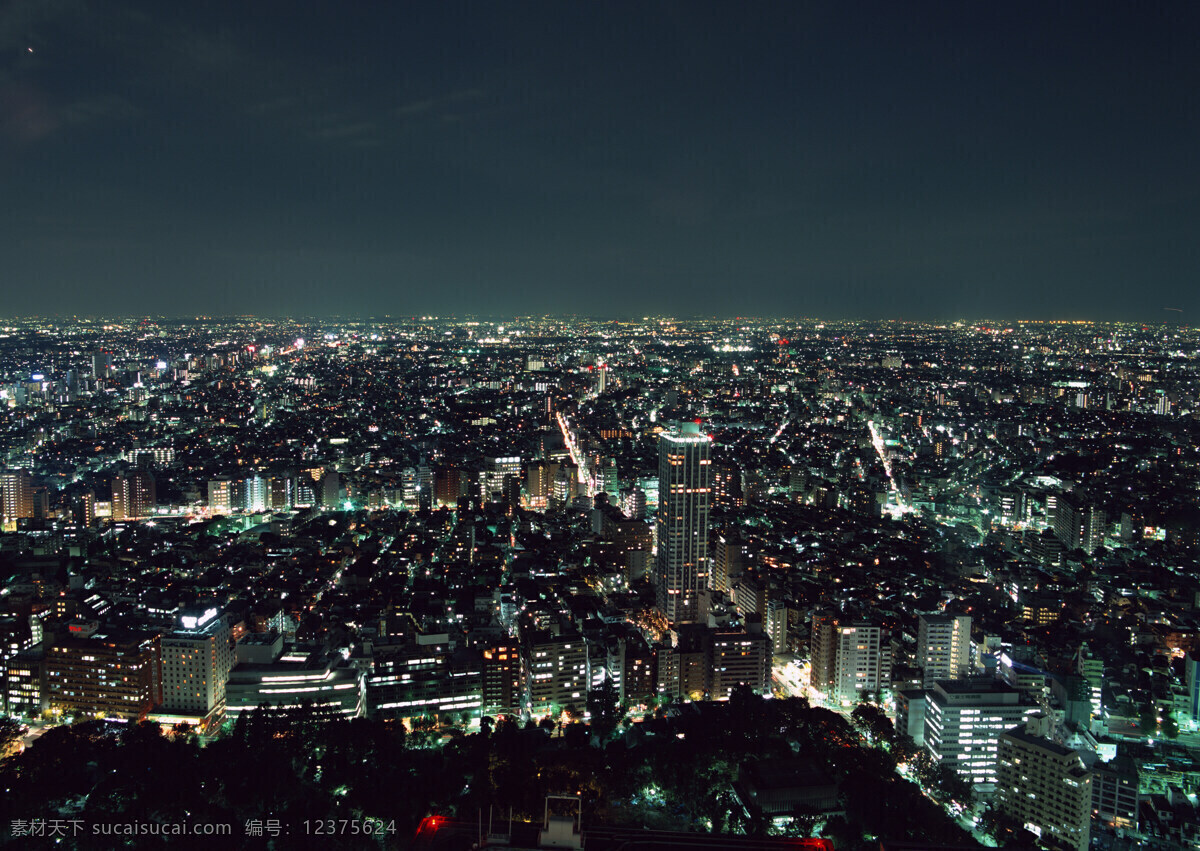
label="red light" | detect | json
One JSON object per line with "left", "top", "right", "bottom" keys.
{"left": 778, "top": 338, "right": 789, "bottom": 345}
{"left": 418, "top": 816, "right": 442, "bottom": 834}
{"left": 693, "top": 419, "right": 702, "bottom": 425}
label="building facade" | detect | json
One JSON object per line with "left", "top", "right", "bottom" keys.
{"left": 996, "top": 716, "right": 1091, "bottom": 851}
{"left": 523, "top": 631, "right": 588, "bottom": 716}
{"left": 655, "top": 423, "right": 712, "bottom": 624}
{"left": 45, "top": 631, "right": 162, "bottom": 720}
{"left": 160, "top": 609, "right": 234, "bottom": 728}
{"left": 924, "top": 679, "right": 1037, "bottom": 791}
{"left": 0, "top": 470, "right": 34, "bottom": 522}
{"left": 112, "top": 470, "right": 156, "bottom": 521}
{"left": 916, "top": 614, "right": 972, "bottom": 688}
{"left": 831, "top": 622, "right": 891, "bottom": 705}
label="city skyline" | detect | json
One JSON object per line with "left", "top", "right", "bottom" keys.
{"left": 3, "top": 2, "right": 1199, "bottom": 321}
{"left": 0, "top": 314, "right": 1198, "bottom": 847}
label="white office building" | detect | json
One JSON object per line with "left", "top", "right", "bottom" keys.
{"left": 924, "top": 679, "right": 1037, "bottom": 792}
{"left": 917, "top": 613, "right": 971, "bottom": 687}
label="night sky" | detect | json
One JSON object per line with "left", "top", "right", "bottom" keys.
{"left": 3, "top": 1, "right": 1198, "bottom": 321}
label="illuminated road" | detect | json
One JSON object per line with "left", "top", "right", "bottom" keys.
{"left": 556, "top": 411, "right": 595, "bottom": 496}
{"left": 866, "top": 419, "right": 912, "bottom": 516}
{"left": 771, "top": 657, "right": 843, "bottom": 715}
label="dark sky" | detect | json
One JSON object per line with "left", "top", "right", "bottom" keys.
{"left": 2, "top": 1, "right": 1198, "bottom": 320}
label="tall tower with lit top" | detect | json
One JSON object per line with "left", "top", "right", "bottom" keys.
{"left": 655, "top": 423, "right": 712, "bottom": 624}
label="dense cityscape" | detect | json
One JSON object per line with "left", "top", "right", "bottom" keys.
{"left": 0, "top": 315, "right": 1197, "bottom": 849}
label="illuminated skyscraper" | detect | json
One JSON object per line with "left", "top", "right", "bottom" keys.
{"left": 996, "top": 715, "right": 1091, "bottom": 851}
{"left": 112, "top": 470, "right": 156, "bottom": 521}
{"left": 655, "top": 423, "right": 712, "bottom": 624}
{"left": 91, "top": 350, "right": 113, "bottom": 381}
{"left": 161, "top": 608, "right": 233, "bottom": 728}
{"left": 0, "top": 470, "right": 34, "bottom": 522}
{"left": 832, "top": 622, "right": 891, "bottom": 705}
{"left": 1053, "top": 494, "right": 1106, "bottom": 554}
{"left": 917, "top": 613, "right": 972, "bottom": 687}
{"left": 208, "top": 477, "right": 233, "bottom": 513}
{"left": 244, "top": 475, "right": 267, "bottom": 512}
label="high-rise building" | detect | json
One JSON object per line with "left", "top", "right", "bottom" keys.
{"left": 917, "top": 614, "right": 972, "bottom": 688}
{"left": 481, "top": 642, "right": 521, "bottom": 716}
{"left": 712, "top": 533, "right": 746, "bottom": 596}
{"left": 91, "top": 350, "right": 113, "bottom": 381}
{"left": 656, "top": 625, "right": 710, "bottom": 701}
{"left": 1076, "top": 642, "right": 1104, "bottom": 726}
{"left": 481, "top": 456, "right": 521, "bottom": 503}
{"left": 831, "top": 622, "right": 891, "bottom": 705}
{"left": 207, "top": 477, "right": 234, "bottom": 513}
{"left": 622, "top": 632, "right": 656, "bottom": 704}
{"left": 995, "top": 489, "right": 1027, "bottom": 525}
{"left": 526, "top": 461, "right": 559, "bottom": 507}
{"left": 654, "top": 423, "right": 712, "bottom": 624}
{"left": 924, "top": 679, "right": 1037, "bottom": 792}
{"left": 1185, "top": 651, "right": 1200, "bottom": 724}
{"left": 996, "top": 715, "right": 1091, "bottom": 851}
{"left": 73, "top": 491, "right": 96, "bottom": 527}
{"left": 622, "top": 485, "right": 647, "bottom": 520}
{"left": 711, "top": 464, "right": 744, "bottom": 509}
{"left": 321, "top": 470, "right": 341, "bottom": 509}
{"left": 710, "top": 629, "right": 771, "bottom": 700}
{"left": 595, "top": 457, "right": 620, "bottom": 501}
{"left": 765, "top": 599, "right": 788, "bottom": 654}
{"left": 435, "top": 466, "right": 468, "bottom": 507}
{"left": 895, "top": 688, "right": 928, "bottom": 746}
{"left": 1091, "top": 755, "right": 1140, "bottom": 830}
{"left": 809, "top": 610, "right": 838, "bottom": 694}
{"left": 552, "top": 464, "right": 579, "bottom": 509}
{"left": 244, "top": 475, "right": 267, "bottom": 512}
{"left": 2, "top": 650, "right": 44, "bottom": 718}
{"left": 111, "top": 470, "right": 156, "bottom": 521}
{"left": 523, "top": 630, "right": 588, "bottom": 716}
{"left": 160, "top": 608, "right": 233, "bottom": 728}
{"left": 1053, "top": 494, "right": 1106, "bottom": 554}
{"left": 0, "top": 469, "right": 34, "bottom": 522}
{"left": 268, "top": 473, "right": 295, "bottom": 510}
